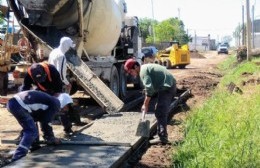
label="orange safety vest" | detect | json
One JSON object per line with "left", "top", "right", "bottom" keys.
{"left": 28, "top": 62, "right": 52, "bottom": 91}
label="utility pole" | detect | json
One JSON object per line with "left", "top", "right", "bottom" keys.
{"left": 194, "top": 30, "right": 197, "bottom": 51}
{"left": 151, "top": 0, "right": 156, "bottom": 44}
{"left": 242, "top": 5, "right": 245, "bottom": 45}
{"left": 178, "top": 8, "right": 181, "bottom": 20}
{"left": 238, "top": 24, "right": 241, "bottom": 46}
{"left": 246, "top": 0, "right": 252, "bottom": 60}
{"left": 252, "top": 5, "right": 255, "bottom": 49}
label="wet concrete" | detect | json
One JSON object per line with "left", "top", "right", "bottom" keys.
{"left": 74, "top": 112, "right": 155, "bottom": 144}
{"left": 67, "top": 57, "right": 124, "bottom": 113}
{"left": 6, "top": 145, "right": 129, "bottom": 168}
{"left": 6, "top": 112, "right": 156, "bottom": 168}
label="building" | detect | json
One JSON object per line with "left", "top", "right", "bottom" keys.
{"left": 188, "top": 34, "right": 216, "bottom": 51}
{"left": 253, "top": 17, "right": 260, "bottom": 48}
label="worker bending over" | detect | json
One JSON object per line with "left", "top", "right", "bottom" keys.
{"left": 20, "top": 62, "right": 63, "bottom": 96}
{"left": 6, "top": 91, "right": 73, "bottom": 162}
{"left": 20, "top": 62, "right": 84, "bottom": 135}
{"left": 124, "top": 58, "right": 176, "bottom": 145}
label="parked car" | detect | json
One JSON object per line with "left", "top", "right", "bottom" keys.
{"left": 141, "top": 46, "right": 158, "bottom": 62}
{"left": 217, "top": 44, "right": 228, "bottom": 54}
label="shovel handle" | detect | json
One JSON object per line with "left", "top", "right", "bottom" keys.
{"left": 141, "top": 110, "right": 146, "bottom": 121}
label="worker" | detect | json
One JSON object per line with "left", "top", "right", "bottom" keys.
{"left": 20, "top": 62, "right": 84, "bottom": 135}
{"left": 6, "top": 91, "right": 74, "bottom": 162}
{"left": 48, "top": 36, "right": 76, "bottom": 93}
{"left": 20, "top": 62, "right": 63, "bottom": 96}
{"left": 17, "top": 36, "right": 32, "bottom": 61}
{"left": 124, "top": 58, "right": 176, "bottom": 145}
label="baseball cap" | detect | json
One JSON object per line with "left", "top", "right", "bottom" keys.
{"left": 30, "top": 63, "right": 47, "bottom": 83}
{"left": 124, "top": 58, "right": 137, "bottom": 73}
{"left": 57, "top": 93, "right": 73, "bottom": 108}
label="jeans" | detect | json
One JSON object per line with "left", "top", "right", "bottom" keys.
{"left": 7, "top": 98, "right": 38, "bottom": 161}
{"left": 154, "top": 84, "right": 176, "bottom": 138}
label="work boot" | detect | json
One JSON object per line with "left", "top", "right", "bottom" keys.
{"left": 64, "top": 129, "right": 74, "bottom": 138}
{"left": 30, "top": 138, "right": 41, "bottom": 152}
{"left": 30, "top": 144, "right": 41, "bottom": 152}
{"left": 11, "top": 146, "right": 28, "bottom": 162}
{"left": 73, "top": 121, "right": 87, "bottom": 126}
{"left": 149, "top": 137, "right": 170, "bottom": 145}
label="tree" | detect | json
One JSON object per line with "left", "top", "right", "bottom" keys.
{"left": 0, "top": 1, "right": 7, "bottom": 25}
{"left": 222, "top": 35, "right": 232, "bottom": 44}
{"left": 233, "top": 23, "right": 247, "bottom": 47}
{"left": 154, "top": 18, "right": 190, "bottom": 44}
{"left": 139, "top": 17, "right": 158, "bottom": 43}
{"left": 139, "top": 17, "right": 190, "bottom": 45}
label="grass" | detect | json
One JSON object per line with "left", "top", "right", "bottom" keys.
{"left": 172, "top": 55, "right": 260, "bottom": 168}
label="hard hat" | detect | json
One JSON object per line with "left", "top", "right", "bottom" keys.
{"left": 124, "top": 58, "right": 137, "bottom": 73}
{"left": 57, "top": 93, "right": 73, "bottom": 108}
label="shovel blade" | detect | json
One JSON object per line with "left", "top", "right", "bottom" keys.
{"left": 135, "top": 120, "right": 150, "bottom": 137}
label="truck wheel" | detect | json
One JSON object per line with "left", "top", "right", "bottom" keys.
{"left": 119, "top": 64, "right": 127, "bottom": 99}
{"left": 154, "top": 58, "right": 162, "bottom": 65}
{"left": 163, "top": 59, "right": 172, "bottom": 69}
{"left": 179, "top": 65, "right": 186, "bottom": 69}
{"left": 110, "top": 65, "right": 120, "bottom": 97}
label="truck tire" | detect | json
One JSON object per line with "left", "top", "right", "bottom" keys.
{"left": 154, "top": 58, "right": 162, "bottom": 65}
{"left": 163, "top": 59, "right": 172, "bottom": 69}
{"left": 119, "top": 64, "right": 127, "bottom": 99}
{"left": 110, "top": 65, "right": 120, "bottom": 97}
{"left": 178, "top": 65, "right": 186, "bottom": 69}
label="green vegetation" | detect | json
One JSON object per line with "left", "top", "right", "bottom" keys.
{"left": 172, "top": 55, "right": 260, "bottom": 168}
{"left": 0, "top": 0, "right": 7, "bottom": 25}
{"left": 139, "top": 17, "right": 190, "bottom": 44}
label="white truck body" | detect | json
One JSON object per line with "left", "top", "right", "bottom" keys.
{"left": 8, "top": 0, "right": 143, "bottom": 112}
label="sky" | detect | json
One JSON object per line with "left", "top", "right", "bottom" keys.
{"left": 1, "top": 0, "right": 259, "bottom": 42}
{"left": 125, "top": 0, "right": 260, "bottom": 41}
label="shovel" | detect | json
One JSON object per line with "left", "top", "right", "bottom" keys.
{"left": 135, "top": 110, "right": 150, "bottom": 137}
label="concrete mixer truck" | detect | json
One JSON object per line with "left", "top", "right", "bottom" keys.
{"left": 7, "top": 0, "right": 143, "bottom": 113}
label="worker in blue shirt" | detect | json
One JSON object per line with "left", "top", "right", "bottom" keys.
{"left": 20, "top": 62, "right": 84, "bottom": 135}
{"left": 6, "top": 90, "right": 73, "bottom": 162}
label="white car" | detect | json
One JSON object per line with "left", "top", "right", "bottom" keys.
{"left": 217, "top": 44, "right": 228, "bottom": 54}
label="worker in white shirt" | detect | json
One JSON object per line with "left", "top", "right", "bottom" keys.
{"left": 48, "top": 37, "right": 76, "bottom": 93}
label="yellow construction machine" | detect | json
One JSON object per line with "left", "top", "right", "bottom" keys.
{"left": 155, "top": 41, "right": 190, "bottom": 69}
{"left": 0, "top": 34, "right": 20, "bottom": 72}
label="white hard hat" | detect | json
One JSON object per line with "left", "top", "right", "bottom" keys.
{"left": 57, "top": 93, "right": 73, "bottom": 108}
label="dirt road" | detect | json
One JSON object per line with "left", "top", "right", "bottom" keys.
{"left": 135, "top": 51, "right": 229, "bottom": 167}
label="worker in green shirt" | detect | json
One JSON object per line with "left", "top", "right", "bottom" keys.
{"left": 124, "top": 58, "right": 176, "bottom": 145}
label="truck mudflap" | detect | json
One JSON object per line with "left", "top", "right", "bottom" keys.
{"left": 67, "top": 55, "right": 124, "bottom": 114}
